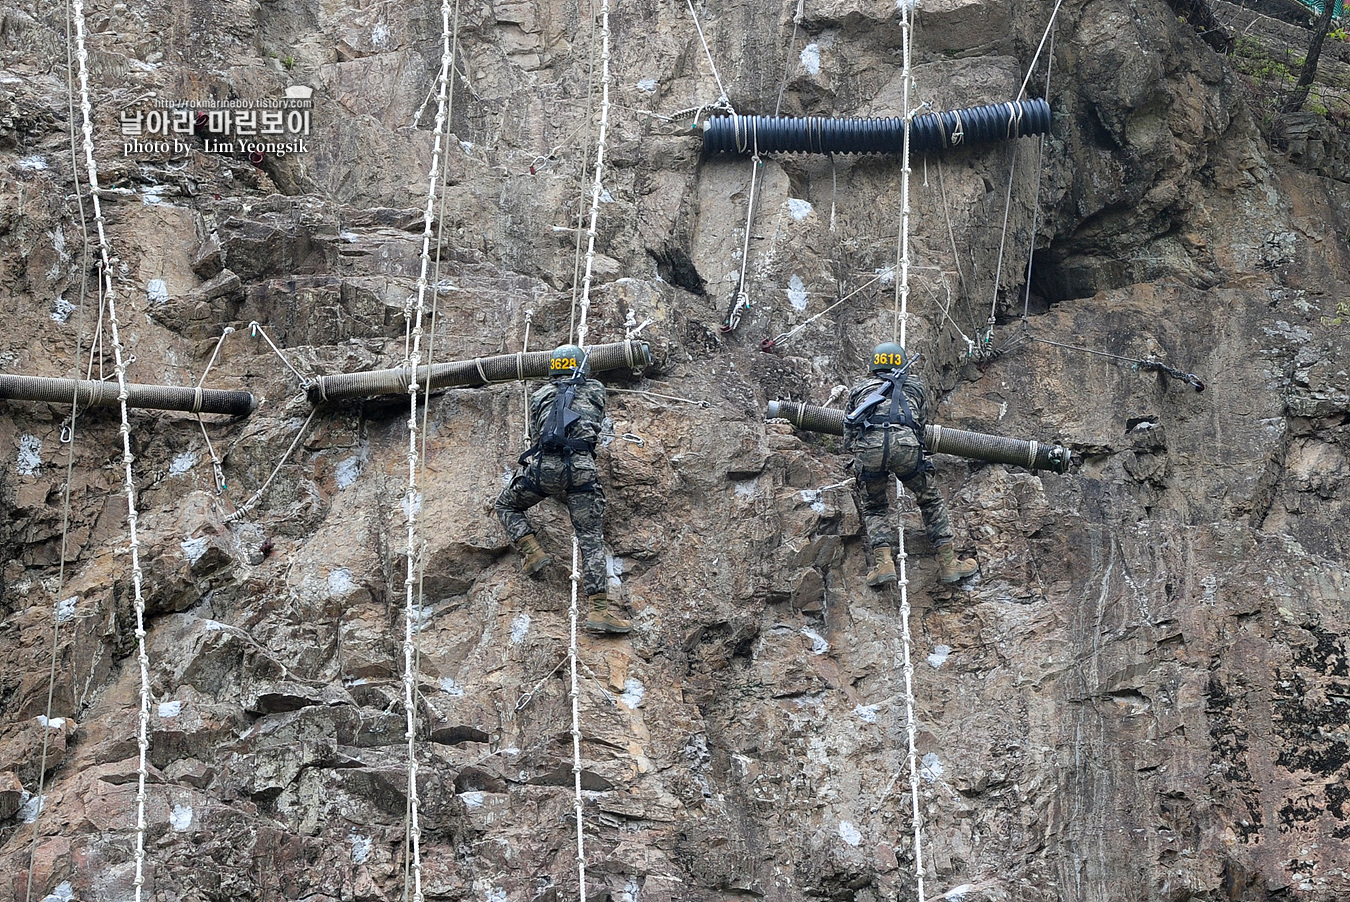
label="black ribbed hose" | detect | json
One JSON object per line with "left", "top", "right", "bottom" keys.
{"left": 767, "top": 400, "right": 1071, "bottom": 474}
{"left": 702, "top": 98, "right": 1051, "bottom": 156}
{"left": 307, "top": 339, "right": 654, "bottom": 405}
{"left": 0, "top": 374, "right": 255, "bottom": 416}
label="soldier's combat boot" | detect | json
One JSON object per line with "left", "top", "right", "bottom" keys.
{"left": 866, "top": 546, "right": 898, "bottom": 588}
{"left": 517, "top": 534, "right": 552, "bottom": 577}
{"left": 583, "top": 594, "right": 631, "bottom": 635}
{"left": 936, "top": 544, "right": 978, "bottom": 583}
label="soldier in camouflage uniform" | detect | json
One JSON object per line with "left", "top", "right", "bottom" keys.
{"left": 495, "top": 344, "right": 630, "bottom": 634}
{"left": 844, "top": 342, "right": 978, "bottom": 587}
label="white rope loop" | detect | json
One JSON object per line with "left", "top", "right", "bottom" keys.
{"left": 400, "top": 4, "right": 454, "bottom": 900}
{"left": 71, "top": 1, "right": 153, "bottom": 896}
{"left": 575, "top": 0, "right": 613, "bottom": 347}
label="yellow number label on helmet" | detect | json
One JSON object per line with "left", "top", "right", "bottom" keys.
{"left": 550, "top": 357, "right": 579, "bottom": 370}
{"left": 873, "top": 352, "right": 903, "bottom": 366}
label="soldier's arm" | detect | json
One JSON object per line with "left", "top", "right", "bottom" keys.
{"left": 590, "top": 378, "right": 607, "bottom": 420}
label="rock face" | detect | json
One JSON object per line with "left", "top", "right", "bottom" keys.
{"left": 2, "top": 1, "right": 1349, "bottom": 901}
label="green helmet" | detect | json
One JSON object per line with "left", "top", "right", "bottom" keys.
{"left": 549, "top": 344, "right": 589, "bottom": 377}
{"left": 869, "top": 342, "right": 906, "bottom": 373}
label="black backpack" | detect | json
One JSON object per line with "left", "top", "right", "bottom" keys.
{"left": 520, "top": 374, "right": 595, "bottom": 466}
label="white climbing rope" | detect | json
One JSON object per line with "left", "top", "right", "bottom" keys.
{"left": 223, "top": 408, "right": 318, "bottom": 523}
{"left": 981, "top": 0, "right": 1064, "bottom": 355}
{"left": 1021, "top": 13, "right": 1057, "bottom": 326}
{"left": 26, "top": 11, "right": 95, "bottom": 894}
{"left": 766, "top": 269, "right": 891, "bottom": 350}
{"left": 1017, "top": 0, "right": 1066, "bottom": 101}
{"left": 71, "top": 1, "right": 152, "bottom": 896}
{"left": 726, "top": 144, "right": 762, "bottom": 331}
{"left": 893, "top": 5, "right": 927, "bottom": 897}
{"left": 686, "top": 0, "right": 733, "bottom": 111}
{"left": 575, "top": 0, "right": 613, "bottom": 347}
{"left": 569, "top": 538, "right": 589, "bottom": 901}
{"left": 895, "top": 484, "right": 926, "bottom": 902}
{"left": 399, "top": 3, "right": 454, "bottom": 899}
{"left": 894, "top": 0, "right": 916, "bottom": 347}
{"left": 521, "top": 310, "right": 534, "bottom": 435}
{"left": 982, "top": 146, "right": 1019, "bottom": 350}
{"left": 195, "top": 327, "right": 235, "bottom": 493}
{"left": 568, "top": 4, "right": 600, "bottom": 343}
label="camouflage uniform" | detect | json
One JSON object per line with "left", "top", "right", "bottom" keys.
{"left": 494, "top": 376, "right": 609, "bottom": 597}
{"left": 844, "top": 369, "right": 955, "bottom": 550}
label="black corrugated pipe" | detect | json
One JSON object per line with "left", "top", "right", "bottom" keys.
{"left": 701, "top": 98, "right": 1051, "bottom": 156}
{"left": 307, "top": 339, "right": 654, "bottom": 405}
{"left": 767, "top": 399, "right": 1071, "bottom": 474}
{"left": 0, "top": 375, "right": 256, "bottom": 416}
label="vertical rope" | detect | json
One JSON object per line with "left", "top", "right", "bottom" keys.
{"left": 521, "top": 311, "right": 533, "bottom": 435}
{"left": 686, "top": 0, "right": 732, "bottom": 109}
{"left": 569, "top": 538, "right": 588, "bottom": 901}
{"left": 25, "top": 3, "right": 93, "bottom": 896}
{"left": 1021, "top": 18, "right": 1056, "bottom": 327}
{"left": 400, "top": 4, "right": 454, "bottom": 901}
{"left": 894, "top": 0, "right": 915, "bottom": 347}
{"left": 983, "top": 147, "right": 1018, "bottom": 347}
{"left": 569, "top": 0, "right": 600, "bottom": 343}
{"left": 894, "top": 5, "right": 925, "bottom": 897}
{"left": 895, "top": 480, "right": 926, "bottom": 902}
{"left": 575, "top": 0, "right": 613, "bottom": 347}
{"left": 71, "top": 0, "right": 151, "bottom": 896}
{"left": 726, "top": 143, "right": 762, "bottom": 331}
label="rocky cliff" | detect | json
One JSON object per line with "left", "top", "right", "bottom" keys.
{"left": 1, "top": 0, "right": 1348, "bottom": 900}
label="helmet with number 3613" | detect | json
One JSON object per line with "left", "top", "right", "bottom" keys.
{"left": 869, "top": 341, "right": 906, "bottom": 373}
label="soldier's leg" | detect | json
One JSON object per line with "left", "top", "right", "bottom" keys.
{"left": 900, "top": 465, "right": 955, "bottom": 548}
{"left": 565, "top": 484, "right": 609, "bottom": 597}
{"left": 494, "top": 469, "right": 547, "bottom": 543}
{"left": 854, "top": 465, "right": 893, "bottom": 549}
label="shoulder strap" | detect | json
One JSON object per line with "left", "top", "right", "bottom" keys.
{"left": 847, "top": 365, "right": 917, "bottom": 430}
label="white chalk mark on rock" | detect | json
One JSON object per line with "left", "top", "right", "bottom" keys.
{"left": 170, "top": 804, "right": 193, "bottom": 831}
{"left": 510, "top": 613, "right": 531, "bottom": 645}
{"left": 801, "top": 627, "right": 829, "bottom": 655}
{"left": 928, "top": 645, "right": 951, "bottom": 668}
{"left": 180, "top": 536, "right": 209, "bottom": 564}
{"left": 800, "top": 43, "right": 821, "bottom": 74}
{"left": 17, "top": 434, "right": 42, "bottom": 475}
{"left": 620, "top": 678, "right": 645, "bottom": 709}
{"left": 147, "top": 278, "right": 169, "bottom": 304}
{"left": 838, "top": 820, "right": 862, "bottom": 846}
{"left": 169, "top": 450, "right": 199, "bottom": 477}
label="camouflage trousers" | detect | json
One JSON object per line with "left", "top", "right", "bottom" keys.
{"left": 853, "top": 439, "right": 955, "bottom": 550}
{"left": 494, "top": 450, "right": 608, "bottom": 597}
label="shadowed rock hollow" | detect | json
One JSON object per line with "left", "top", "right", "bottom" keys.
{"left": 1, "top": 0, "right": 1348, "bottom": 900}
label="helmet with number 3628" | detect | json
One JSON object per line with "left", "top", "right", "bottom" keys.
{"left": 549, "top": 344, "right": 589, "bottom": 377}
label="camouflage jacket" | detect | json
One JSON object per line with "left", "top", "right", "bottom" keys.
{"left": 843, "top": 370, "right": 929, "bottom": 452}
{"left": 528, "top": 376, "right": 606, "bottom": 450}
